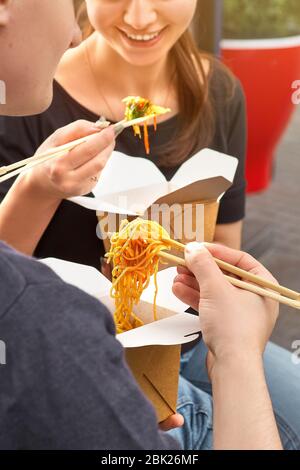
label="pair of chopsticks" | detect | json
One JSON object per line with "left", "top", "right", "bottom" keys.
{"left": 0, "top": 114, "right": 156, "bottom": 184}
{"left": 159, "top": 239, "right": 300, "bottom": 310}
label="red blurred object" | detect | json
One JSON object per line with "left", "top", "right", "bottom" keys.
{"left": 222, "top": 37, "right": 300, "bottom": 193}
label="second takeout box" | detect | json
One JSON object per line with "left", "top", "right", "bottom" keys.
{"left": 42, "top": 258, "right": 199, "bottom": 423}
{"left": 69, "top": 148, "right": 238, "bottom": 249}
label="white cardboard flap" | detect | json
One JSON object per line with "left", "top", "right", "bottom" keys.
{"left": 40, "top": 258, "right": 199, "bottom": 347}
{"left": 41, "top": 257, "right": 111, "bottom": 298}
{"left": 169, "top": 148, "right": 238, "bottom": 188}
{"left": 141, "top": 266, "right": 189, "bottom": 312}
{"left": 69, "top": 148, "right": 238, "bottom": 214}
{"left": 94, "top": 151, "right": 166, "bottom": 197}
{"left": 95, "top": 184, "right": 169, "bottom": 215}
{"left": 100, "top": 294, "right": 183, "bottom": 325}
{"left": 156, "top": 177, "right": 232, "bottom": 206}
{"left": 41, "top": 258, "right": 187, "bottom": 313}
{"left": 116, "top": 313, "right": 200, "bottom": 348}
{"left": 67, "top": 196, "right": 140, "bottom": 216}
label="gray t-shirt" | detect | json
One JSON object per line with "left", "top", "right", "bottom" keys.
{"left": 0, "top": 242, "right": 178, "bottom": 450}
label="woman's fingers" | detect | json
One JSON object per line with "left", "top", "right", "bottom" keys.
{"left": 71, "top": 143, "right": 115, "bottom": 182}
{"left": 62, "top": 127, "right": 115, "bottom": 171}
{"left": 28, "top": 121, "right": 115, "bottom": 200}
{"left": 48, "top": 127, "right": 115, "bottom": 190}
{"left": 45, "top": 119, "right": 104, "bottom": 147}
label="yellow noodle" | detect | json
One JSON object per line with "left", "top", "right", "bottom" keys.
{"left": 105, "top": 218, "right": 172, "bottom": 333}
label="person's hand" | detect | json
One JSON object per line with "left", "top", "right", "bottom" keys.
{"left": 172, "top": 243, "right": 279, "bottom": 378}
{"left": 159, "top": 413, "right": 184, "bottom": 432}
{"left": 21, "top": 120, "right": 115, "bottom": 201}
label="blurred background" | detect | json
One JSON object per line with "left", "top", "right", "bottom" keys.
{"left": 195, "top": 0, "right": 300, "bottom": 349}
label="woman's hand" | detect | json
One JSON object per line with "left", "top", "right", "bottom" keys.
{"left": 172, "top": 243, "right": 279, "bottom": 378}
{"left": 23, "top": 120, "right": 115, "bottom": 201}
{"left": 0, "top": 120, "right": 115, "bottom": 256}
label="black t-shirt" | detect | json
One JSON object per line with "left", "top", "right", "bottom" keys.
{"left": 0, "top": 69, "right": 246, "bottom": 270}
{"left": 0, "top": 242, "right": 178, "bottom": 450}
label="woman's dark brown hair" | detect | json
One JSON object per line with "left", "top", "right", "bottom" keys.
{"left": 75, "top": 1, "right": 235, "bottom": 167}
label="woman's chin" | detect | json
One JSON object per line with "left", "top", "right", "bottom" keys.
{"left": 120, "top": 50, "right": 168, "bottom": 68}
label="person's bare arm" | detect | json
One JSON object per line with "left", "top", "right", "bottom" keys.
{"left": 214, "top": 220, "right": 243, "bottom": 249}
{"left": 0, "top": 176, "right": 61, "bottom": 255}
{"left": 212, "top": 354, "right": 282, "bottom": 450}
{"left": 0, "top": 121, "right": 115, "bottom": 255}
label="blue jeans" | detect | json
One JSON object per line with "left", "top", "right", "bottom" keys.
{"left": 167, "top": 341, "right": 300, "bottom": 450}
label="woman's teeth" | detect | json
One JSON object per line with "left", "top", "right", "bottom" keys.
{"left": 126, "top": 32, "right": 160, "bottom": 42}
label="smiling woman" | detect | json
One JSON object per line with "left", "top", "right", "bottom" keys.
{"left": 0, "top": 0, "right": 247, "bottom": 270}
{"left": 76, "top": 0, "right": 218, "bottom": 166}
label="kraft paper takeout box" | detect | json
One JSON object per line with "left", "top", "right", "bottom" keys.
{"left": 69, "top": 148, "right": 238, "bottom": 252}
{"left": 42, "top": 258, "right": 198, "bottom": 422}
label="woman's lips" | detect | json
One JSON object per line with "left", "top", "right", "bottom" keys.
{"left": 119, "top": 27, "right": 166, "bottom": 49}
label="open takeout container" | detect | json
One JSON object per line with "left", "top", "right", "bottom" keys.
{"left": 69, "top": 148, "right": 238, "bottom": 254}
{"left": 42, "top": 258, "right": 198, "bottom": 422}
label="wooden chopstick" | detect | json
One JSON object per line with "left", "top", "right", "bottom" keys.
{"left": 113, "top": 114, "right": 156, "bottom": 137}
{"left": 0, "top": 114, "right": 157, "bottom": 183}
{"left": 163, "top": 238, "right": 300, "bottom": 301}
{"left": 0, "top": 150, "right": 68, "bottom": 183}
{"left": 0, "top": 127, "right": 108, "bottom": 178}
{"left": 106, "top": 230, "right": 300, "bottom": 304}
{"left": 159, "top": 251, "right": 300, "bottom": 310}
{"left": 106, "top": 230, "right": 300, "bottom": 308}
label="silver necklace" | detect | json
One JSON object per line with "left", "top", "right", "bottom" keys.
{"left": 85, "top": 41, "right": 175, "bottom": 123}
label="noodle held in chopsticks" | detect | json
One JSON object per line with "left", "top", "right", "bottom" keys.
{"left": 122, "top": 96, "right": 171, "bottom": 155}
{"left": 105, "top": 218, "right": 172, "bottom": 334}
